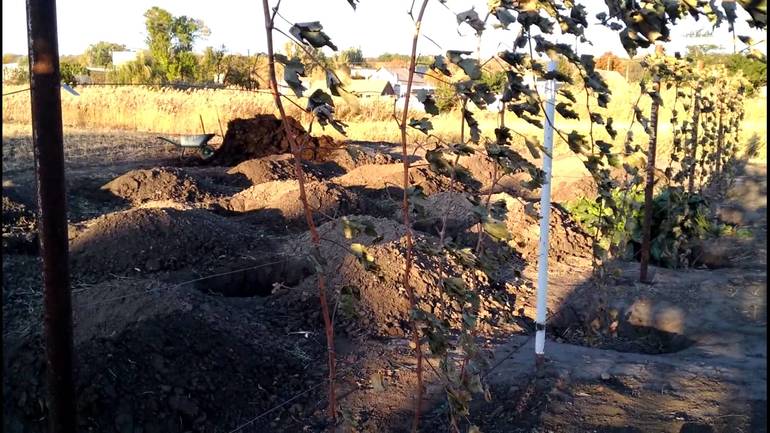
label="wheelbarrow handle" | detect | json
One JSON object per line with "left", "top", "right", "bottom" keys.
{"left": 156, "top": 136, "right": 179, "bottom": 146}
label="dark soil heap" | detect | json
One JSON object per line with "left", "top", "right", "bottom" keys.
{"left": 208, "top": 114, "right": 337, "bottom": 166}
{"left": 2, "top": 194, "right": 38, "bottom": 255}
{"left": 69, "top": 208, "right": 255, "bottom": 278}
{"left": 279, "top": 216, "right": 529, "bottom": 338}
{"left": 101, "top": 168, "right": 205, "bottom": 205}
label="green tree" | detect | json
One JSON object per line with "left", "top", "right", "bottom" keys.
{"left": 198, "top": 45, "right": 226, "bottom": 83}
{"left": 143, "top": 6, "right": 209, "bottom": 82}
{"left": 60, "top": 61, "right": 88, "bottom": 85}
{"left": 106, "top": 52, "right": 157, "bottom": 84}
{"left": 283, "top": 41, "right": 332, "bottom": 76}
{"left": 335, "top": 47, "right": 365, "bottom": 66}
{"left": 84, "top": 41, "right": 127, "bottom": 67}
{"left": 480, "top": 70, "right": 507, "bottom": 93}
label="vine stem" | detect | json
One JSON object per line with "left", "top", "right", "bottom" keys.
{"left": 639, "top": 73, "right": 661, "bottom": 283}
{"left": 261, "top": 0, "right": 337, "bottom": 422}
{"left": 400, "top": 1, "right": 431, "bottom": 431}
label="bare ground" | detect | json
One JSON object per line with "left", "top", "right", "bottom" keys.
{"left": 2, "top": 126, "right": 766, "bottom": 433}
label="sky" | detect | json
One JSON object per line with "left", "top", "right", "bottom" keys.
{"left": 2, "top": 0, "right": 766, "bottom": 60}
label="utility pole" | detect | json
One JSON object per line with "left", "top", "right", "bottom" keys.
{"left": 26, "top": 0, "right": 76, "bottom": 432}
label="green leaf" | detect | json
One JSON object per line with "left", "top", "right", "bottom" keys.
{"left": 342, "top": 217, "right": 378, "bottom": 239}
{"left": 307, "top": 89, "right": 348, "bottom": 135}
{"left": 274, "top": 54, "right": 306, "bottom": 97}
{"left": 525, "top": 136, "right": 545, "bottom": 159}
{"left": 429, "top": 55, "right": 452, "bottom": 76}
{"left": 463, "top": 109, "right": 481, "bottom": 143}
{"left": 556, "top": 102, "right": 579, "bottom": 120}
{"left": 416, "top": 89, "right": 439, "bottom": 115}
{"left": 567, "top": 130, "right": 586, "bottom": 154}
{"left": 457, "top": 7, "right": 486, "bottom": 35}
{"left": 408, "top": 117, "right": 433, "bottom": 134}
{"left": 350, "top": 243, "right": 378, "bottom": 271}
{"left": 447, "top": 50, "right": 481, "bottom": 80}
{"left": 289, "top": 21, "right": 338, "bottom": 51}
{"left": 483, "top": 220, "right": 510, "bottom": 241}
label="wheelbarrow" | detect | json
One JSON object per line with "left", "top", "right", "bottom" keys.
{"left": 156, "top": 133, "right": 216, "bottom": 159}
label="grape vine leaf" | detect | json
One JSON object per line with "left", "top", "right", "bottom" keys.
{"left": 457, "top": 7, "right": 486, "bottom": 35}
{"left": 274, "top": 54, "right": 306, "bottom": 97}
{"left": 416, "top": 89, "right": 439, "bottom": 115}
{"left": 409, "top": 117, "right": 433, "bottom": 134}
{"left": 289, "top": 22, "right": 338, "bottom": 51}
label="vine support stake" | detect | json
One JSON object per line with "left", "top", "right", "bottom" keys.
{"left": 399, "top": 1, "right": 430, "bottom": 431}
{"left": 639, "top": 74, "right": 661, "bottom": 284}
{"left": 687, "top": 61, "right": 704, "bottom": 194}
{"left": 534, "top": 59, "right": 558, "bottom": 368}
{"left": 26, "top": 0, "right": 77, "bottom": 432}
{"left": 261, "top": 0, "right": 337, "bottom": 422}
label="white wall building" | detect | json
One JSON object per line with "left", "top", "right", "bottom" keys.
{"left": 112, "top": 50, "right": 140, "bottom": 67}
{"left": 372, "top": 66, "right": 433, "bottom": 97}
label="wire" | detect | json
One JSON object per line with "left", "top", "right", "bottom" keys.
{"left": 2, "top": 87, "right": 31, "bottom": 96}
{"left": 77, "top": 258, "right": 292, "bottom": 308}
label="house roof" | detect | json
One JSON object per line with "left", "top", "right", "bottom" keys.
{"left": 377, "top": 66, "right": 428, "bottom": 86}
{"left": 346, "top": 79, "right": 395, "bottom": 95}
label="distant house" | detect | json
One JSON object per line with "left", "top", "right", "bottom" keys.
{"left": 112, "top": 50, "right": 139, "bottom": 67}
{"left": 349, "top": 67, "right": 377, "bottom": 79}
{"left": 371, "top": 66, "right": 433, "bottom": 97}
{"left": 347, "top": 79, "right": 395, "bottom": 97}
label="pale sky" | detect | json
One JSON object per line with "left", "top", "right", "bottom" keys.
{"left": 2, "top": 0, "right": 766, "bottom": 60}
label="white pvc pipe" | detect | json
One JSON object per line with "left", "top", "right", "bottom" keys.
{"left": 535, "top": 59, "right": 558, "bottom": 357}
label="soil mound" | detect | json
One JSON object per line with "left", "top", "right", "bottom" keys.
{"left": 4, "top": 279, "right": 326, "bottom": 433}
{"left": 411, "top": 191, "right": 592, "bottom": 264}
{"left": 492, "top": 193, "right": 593, "bottom": 262}
{"left": 2, "top": 194, "right": 38, "bottom": 255}
{"left": 70, "top": 208, "right": 250, "bottom": 278}
{"left": 227, "top": 180, "right": 359, "bottom": 224}
{"left": 335, "top": 164, "right": 452, "bottom": 195}
{"left": 101, "top": 168, "right": 207, "bottom": 205}
{"left": 323, "top": 146, "right": 399, "bottom": 172}
{"left": 279, "top": 216, "right": 527, "bottom": 337}
{"left": 208, "top": 114, "right": 337, "bottom": 166}
{"left": 227, "top": 154, "right": 346, "bottom": 186}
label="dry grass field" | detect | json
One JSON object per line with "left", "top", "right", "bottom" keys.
{"left": 2, "top": 77, "right": 766, "bottom": 163}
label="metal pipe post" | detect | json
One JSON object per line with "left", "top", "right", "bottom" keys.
{"left": 534, "top": 59, "right": 558, "bottom": 366}
{"left": 26, "top": 0, "right": 76, "bottom": 432}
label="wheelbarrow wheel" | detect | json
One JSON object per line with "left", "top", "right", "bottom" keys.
{"left": 200, "top": 145, "right": 214, "bottom": 159}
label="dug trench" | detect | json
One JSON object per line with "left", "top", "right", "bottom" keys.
{"left": 2, "top": 118, "right": 766, "bottom": 432}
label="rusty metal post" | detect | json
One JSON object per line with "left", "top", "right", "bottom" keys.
{"left": 639, "top": 75, "right": 661, "bottom": 283}
{"left": 26, "top": 1, "right": 76, "bottom": 432}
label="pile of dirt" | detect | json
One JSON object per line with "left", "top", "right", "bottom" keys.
{"left": 2, "top": 194, "right": 38, "bottom": 255}
{"left": 69, "top": 208, "right": 256, "bottom": 278}
{"left": 227, "top": 180, "right": 360, "bottom": 225}
{"left": 460, "top": 153, "right": 535, "bottom": 197}
{"left": 492, "top": 193, "right": 593, "bottom": 263}
{"left": 334, "top": 164, "right": 454, "bottom": 195}
{"left": 227, "top": 154, "right": 346, "bottom": 186}
{"left": 279, "top": 216, "right": 529, "bottom": 338}
{"left": 4, "top": 279, "right": 328, "bottom": 433}
{"left": 409, "top": 191, "right": 592, "bottom": 264}
{"left": 101, "top": 168, "right": 209, "bottom": 205}
{"left": 208, "top": 115, "right": 337, "bottom": 166}
{"left": 322, "top": 146, "right": 399, "bottom": 172}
